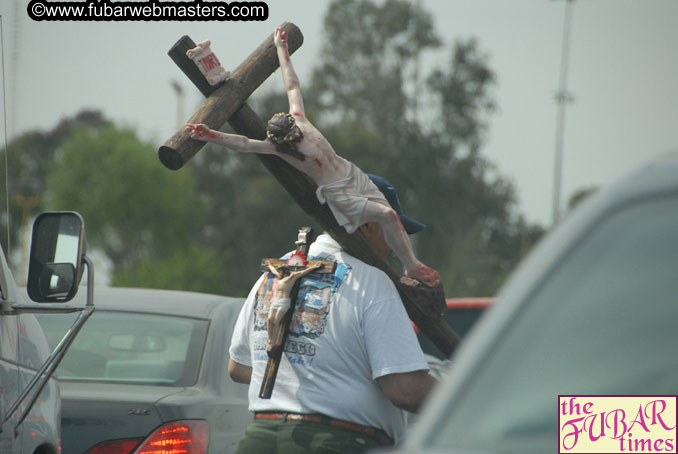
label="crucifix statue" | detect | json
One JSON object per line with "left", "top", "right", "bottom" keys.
{"left": 186, "top": 27, "right": 440, "bottom": 288}
{"left": 257, "top": 226, "right": 335, "bottom": 398}
{"left": 158, "top": 22, "right": 460, "bottom": 357}
{"left": 264, "top": 260, "right": 321, "bottom": 350}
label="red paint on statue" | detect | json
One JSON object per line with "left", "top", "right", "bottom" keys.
{"left": 314, "top": 158, "right": 323, "bottom": 167}
{"left": 198, "top": 53, "right": 220, "bottom": 72}
{"left": 413, "top": 265, "right": 441, "bottom": 286}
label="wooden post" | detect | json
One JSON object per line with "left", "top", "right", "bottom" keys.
{"left": 161, "top": 23, "right": 460, "bottom": 357}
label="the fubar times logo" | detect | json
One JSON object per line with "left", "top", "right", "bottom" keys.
{"left": 559, "top": 396, "right": 677, "bottom": 453}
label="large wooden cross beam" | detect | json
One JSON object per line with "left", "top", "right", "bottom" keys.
{"left": 159, "top": 22, "right": 460, "bottom": 357}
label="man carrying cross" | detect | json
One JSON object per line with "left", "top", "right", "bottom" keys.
{"left": 186, "top": 26, "right": 440, "bottom": 288}
{"left": 228, "top": 174, "right": 437, "bottom": 453}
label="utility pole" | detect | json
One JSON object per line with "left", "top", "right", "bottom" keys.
{"left": 552, "top": 0, "right": 575, "bottom": 225}
{"left": 10, "top": 0, "right": 21, "bottom": 138}
{"left": 14, "top": 193, "right": 40, "bottom": 283}
{"left": 170, "top": 80, "right": 184, "bottom": 130}
{"left": 411, "top": 0, "right": 423, "bottom": 124}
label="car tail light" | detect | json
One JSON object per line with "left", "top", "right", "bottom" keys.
{"left": 86, "top": 439, "right": 143, "bottom": 454}
{"left": 132, "top": 420, "right": 209, "bottom": 454}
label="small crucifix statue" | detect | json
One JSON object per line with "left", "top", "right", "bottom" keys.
{"left": 258, "top": 227, "right": 335, "bottom": 399}
{"left": 263, "top": 260, "right": 320, "bottom": 356}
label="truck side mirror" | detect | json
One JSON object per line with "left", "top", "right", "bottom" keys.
{"left": 27, "top": 212, "right": 86, "bottom": 302}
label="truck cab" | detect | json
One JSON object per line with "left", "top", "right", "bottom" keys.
{"left": 1, "top": 212, "right": 94, "bottom": 453}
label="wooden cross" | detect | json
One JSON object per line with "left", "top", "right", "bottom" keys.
{"left": 159, "top": 22, "right": 461, "bottom": 357}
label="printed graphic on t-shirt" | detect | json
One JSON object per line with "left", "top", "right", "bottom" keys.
{"left": 252, "top": 255, "right": 351, "bottom": 342}
{"left": 290, "top": 258, "right": 350, "bottom": 339}
{"left": 253, "top": 277, "right": 275, "bottom": 333}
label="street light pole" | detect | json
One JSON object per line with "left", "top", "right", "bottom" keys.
{"left": 170, "top": 79, "right": 184, "bottom": 130}
{"left": 552, "top": 0, "right": 575, "bottom": 225}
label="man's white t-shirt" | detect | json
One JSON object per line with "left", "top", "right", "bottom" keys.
{"left": 229, "top": 234, "right": 429, "bottom": 441}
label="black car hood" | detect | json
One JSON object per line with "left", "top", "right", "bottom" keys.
{"left": 60, "top": 381, "right": 183, "bottom": 454}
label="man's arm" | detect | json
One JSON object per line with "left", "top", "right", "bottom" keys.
{"left": 228, "top": 359, "right": 252, "bottom": 384}
{"left": 186, "top": 124, "right": 275, "bottom": 154}
{"left": 273, "top": 27, "right": 305, "bottom": 116}
{"left": 376, "top": 370, "right": 437, "bottom": 413}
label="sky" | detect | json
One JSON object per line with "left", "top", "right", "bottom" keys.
{"left": 0, "top": 0, "right": 676, "bottom": 227}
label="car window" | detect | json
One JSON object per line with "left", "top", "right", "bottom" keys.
{"left": 36, "top": 311, "right": 208, "bottom": 386}
{"left": 425, "top": 195, "right": 678, "bottom": 453}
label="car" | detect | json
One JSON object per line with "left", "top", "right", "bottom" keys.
{"left": 0, "top": 261, "right": 61, "bottom": 454}
{"left": 35, "top": 286, "right": 251, "bottom": 454}
{"left": 394, "top": 151, "right": 678, "bottom": 453}
{"left": 415, "top": 297, "right": 493, "bottom": 360}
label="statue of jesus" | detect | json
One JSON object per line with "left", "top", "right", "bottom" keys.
{"left": 187, "top": 27, "right": 439, "bottom": 286}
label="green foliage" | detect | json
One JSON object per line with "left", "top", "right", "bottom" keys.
{"left": 312, "top": 0, "right": 440, "bottom": 136}
{"left": 45, "top": 124, "right": 207, "bottom": 278}
{"left": 111, "top": 245, "right": 227, "bottom": 293}
{"left": 428, "top": 38, "right": 497, "bottom": 153}
{"left": 0, "top": 110, "right": 109, "bottom": 257}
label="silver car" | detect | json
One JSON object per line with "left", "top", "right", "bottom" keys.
{"left": 36, "top": 287, "right": 250, "bottom": 454}
{"left": 0, "top": 274, "right": 60, "bottom": 454}
{"left": 396, "top": 151, "right": 678, "bottom": 453}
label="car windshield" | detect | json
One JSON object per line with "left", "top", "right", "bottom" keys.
{"left": 36, "top": 310, "right": 208, "bottom": 386}
{"left": 423, "top": 196, "right": 678, "bottom": 453}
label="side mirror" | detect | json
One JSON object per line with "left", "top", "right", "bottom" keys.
{"left": 27, "top": 212, "right": 86, "bottom": 302}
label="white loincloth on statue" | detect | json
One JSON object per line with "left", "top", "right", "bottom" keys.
{"left": 315, "top": 162, "right": 387, "bottom": 234}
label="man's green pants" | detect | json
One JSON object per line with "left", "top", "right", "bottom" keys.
{"left": 236, "top": 419, "right": 385, "bottom": 454}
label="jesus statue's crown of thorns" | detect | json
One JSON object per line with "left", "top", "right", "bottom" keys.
{"left": 266, "top": 112, "right": 304, "bottom": 144}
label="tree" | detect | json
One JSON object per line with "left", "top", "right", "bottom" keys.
{"left": 112, "top": 245, "right": 226, "bottom": 293}
{"left": 428, "top": 38, "right": 496, "bottom": 154}
{"left": 44, "top": 123, "right": 227, "bottom": 291}
{"left": 305, "top": 0, "right": 543, "bottom": 295}
{"left": 311, "top": 0, "right": 441, "bottom": 140}
{"left": 0, "top": 111, "right": 110, "bottom": 261}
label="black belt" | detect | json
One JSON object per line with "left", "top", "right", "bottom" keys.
{"left": 254, "top": 411, "right": 394, "bottom": 446}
